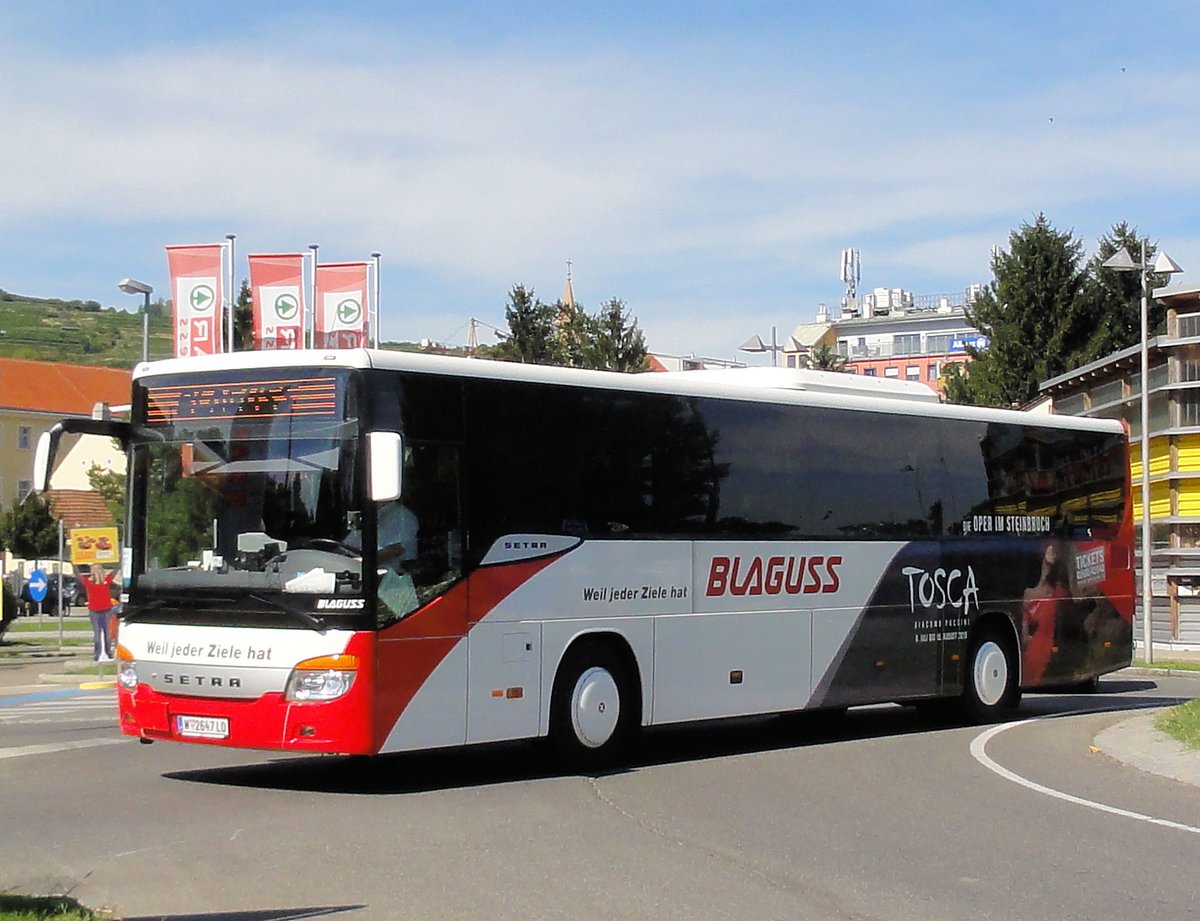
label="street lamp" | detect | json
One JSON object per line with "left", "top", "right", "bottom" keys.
{"left": 740, "top": 326, "right": 782, "bottom": 367}
{"left": 118, "top": 277, "right": 153, "bottom": 362}
{"left": 1102, "top": 241, "right": 1183, "bottom": 664}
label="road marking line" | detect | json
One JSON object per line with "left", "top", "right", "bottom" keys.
{"left": 970, "top": 719, "right": 1200, "bottom": 836}
{"left": 0, "top": 738, "right": 125, "bottom": 760}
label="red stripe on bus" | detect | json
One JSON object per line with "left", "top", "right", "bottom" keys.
{"left": 372, "top": 555, "right": 561, "bottom": 751}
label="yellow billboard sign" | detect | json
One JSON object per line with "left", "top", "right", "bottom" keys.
{"left": 70, "top": 527, "right": 119, "bottom": 566}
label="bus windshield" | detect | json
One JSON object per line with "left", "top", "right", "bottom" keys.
{"left": 130, "top": 370, "right": 364, "bottom": 600}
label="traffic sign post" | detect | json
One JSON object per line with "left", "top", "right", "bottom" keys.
{"left": 27, "top": 568, "right": 48, "bottom": 621}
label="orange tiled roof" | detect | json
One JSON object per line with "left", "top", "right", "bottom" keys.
{"left": 0, "top": 357, "right": 131, "bottom": 415}
{"left": 45, "top": 489, "right": 116, "bottom": 528}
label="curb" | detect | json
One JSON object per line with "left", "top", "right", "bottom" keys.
{"left": 1117, "top": 666, "right": 1200, "bottom": 679}
{"left": 1094, "top": 710, "right": 1200, "bottom": 788}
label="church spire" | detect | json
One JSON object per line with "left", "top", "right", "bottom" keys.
{"left": 562, "top": 258, "right": 575, "bottom": 309}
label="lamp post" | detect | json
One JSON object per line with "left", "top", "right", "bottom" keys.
{"left": 739, "top": 326, "right": 781, "bottom": 366}
{"left": 1102, "top": 241, "right": 1183, "bottom": 664}
{"left": 118, "top": 277, "right": 153, "bottom": 362}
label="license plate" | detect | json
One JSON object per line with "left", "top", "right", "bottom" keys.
{"left": 176, "top": 715, "right": 229, "bottom": 739}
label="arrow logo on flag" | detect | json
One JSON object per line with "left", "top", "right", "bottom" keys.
{"left": 336, "top": 298, "right": 362, "bottom": 325}
{"left": 274, "top": 293, "right": 299, "bottom": 320}
{"left": 190, "top": 284, "right": 216, "bottom": 313}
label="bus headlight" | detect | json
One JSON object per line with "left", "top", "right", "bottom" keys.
{"left": 115, "top": 645, "right": 138, "bottom": 691}
{"left": 285, "top": 654, "right": 359, "bottom": 702}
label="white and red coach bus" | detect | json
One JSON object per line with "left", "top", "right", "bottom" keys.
{"left": 36, "top": 350, "right": 1133, "bottom": 764}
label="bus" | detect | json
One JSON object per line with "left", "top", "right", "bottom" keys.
{"left": 35, "top": 350, "right": 1134, "bottom": 765}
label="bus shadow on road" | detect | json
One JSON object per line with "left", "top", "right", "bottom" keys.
{"left": 161, "top": 681, "right": 1180, "bottom": 796}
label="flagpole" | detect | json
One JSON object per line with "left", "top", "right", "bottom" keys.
{"left": 308, "top": 244, "right": 319, "bottom": 349}
{"left": 225, "top": 234, "right": 236, "bottom": 352}
{"left": 370, "top": 252, "right": 381, "bottom": 348}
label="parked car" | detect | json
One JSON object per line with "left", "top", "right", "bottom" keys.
{"left": 19, "top": 574, "right": 86, "bottom": 615}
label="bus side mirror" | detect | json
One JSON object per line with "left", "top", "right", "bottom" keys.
{"left": 368, "top": 431, "right": 403, "bottom": 502}
{"left": 32, "top": 418, "right": 132, "bottom": 494}
{"left": 33, "top": 431, "right": 56, "bottom": 492}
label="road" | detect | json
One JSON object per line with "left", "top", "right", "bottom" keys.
{"left": 0, "top": 672, "right": 1197, "bottom": 921}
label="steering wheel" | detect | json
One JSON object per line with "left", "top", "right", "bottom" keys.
{"left": 296, "top": 539, "right": 360, "bottom": 558}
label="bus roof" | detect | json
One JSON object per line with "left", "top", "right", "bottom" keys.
{"left": 133, "top": 348, "right": 1124, "bottom": 435}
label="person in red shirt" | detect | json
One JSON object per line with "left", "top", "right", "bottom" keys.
{"left": 81, "top": 565, "right": 116, "bottom": 662}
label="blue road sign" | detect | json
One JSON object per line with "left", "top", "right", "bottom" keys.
{"left": 27, "top": 569, "right": 48, "bottom": 603}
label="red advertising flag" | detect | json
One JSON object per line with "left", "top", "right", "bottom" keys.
{"left": 248, "top": 253, "right": 305, "bottom": 350}
{"left": 314, "top": 262, "right": 369, "bottom": 349}
{"left": 165, "top": 244, "right": 224, "bottom": 357}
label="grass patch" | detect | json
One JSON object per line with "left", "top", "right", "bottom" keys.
{"left": 1155, "top": 699, "right": 1200, "bottom": 751}
{"left": 1132, "top": 658, "right": 1200, "bottom": 672}
{"left": 6, "top": 620, "right": 91, "bottom": 633}
{"left": 0, "top": 893, "right": 100, "bottom": 920}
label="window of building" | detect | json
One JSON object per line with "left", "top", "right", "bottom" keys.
{"left": 905, "top": 365, "right": 920, "bottom": 381}
{"left": 1179, "top": 355, "right": 1200, "bottom": 383}
{"left": 893, "top": 334, "right": 921, "bottom": 356}
{"left": 16, "top": 480, "right": 32, "bottom": 502}
{"left": 1179, "top": 314, "right": 1200, "bottom": 339}
{"left": 1055, "top": 393, "right": 1086, "bottom": 416}
{"left": 1089, "top": 379, "right": 1124, "bottom": 408}
{"left": 926, "top": 334, "right": 952, "bottom": 354}
{"left": 927, "top": 363, "right": 939, "bottom": 381}
{"left": 884, "top": 367, "right": 899, "bottom": 378}
{"left": 17, "top": 426, "right": 31, "bottom": 450}
{"left": 863, "top": 368, "right": 876, "bottom": 376}
{"left": 1180, "top": 392, "right": 1200, "bottom": 428}
{"left": 1178, "top": 524, "right": 1200, "bottom": 548}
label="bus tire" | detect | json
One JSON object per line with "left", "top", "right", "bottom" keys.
{"left": 963, "top": 630, "right": 1021, "bottom": 722}
{"left": 550, "top": 639, "right": 637, "bottom": 771}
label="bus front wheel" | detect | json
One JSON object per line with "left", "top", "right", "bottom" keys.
{"left": 963, "top": 632, "right": 1021, "bottom": 722}
{"left": 550, "top": 640, "right": 637, "bottom": 770}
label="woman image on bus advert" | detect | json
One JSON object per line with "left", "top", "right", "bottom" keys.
{"left": 81, "top": 564, "right": 117, "bottom": 662}
{"left": 1021, "top": 541, "right": 1071, "bottom": 684}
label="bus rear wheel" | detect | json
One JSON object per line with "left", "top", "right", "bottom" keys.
{"left": 550, "top": 640, "right": 637, "bottom": 771}
{"left": 963, "top": 631, "right": 1021, "bottom": 722}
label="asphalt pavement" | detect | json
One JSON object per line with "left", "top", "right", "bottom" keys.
{"left": 2, "top": 637, "right": 1198, "bottom": 785}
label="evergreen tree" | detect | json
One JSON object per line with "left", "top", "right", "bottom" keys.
{"left": 490, "top": 284, "right": 649, "bottom": 372}
{"left": 233, "top": 279, "right": 254, "bottom": 350}
{"left": 492, "top": 285, "right": 560, "bottom": 364}
{"left": 1076, "top": 222, "right": 1171, "bottom": 363}
{"left": 586, "top": 298, "right": 647, "bottom": 372}
{"left": 959, "top": 214, "right": 1087, "bottom": 406}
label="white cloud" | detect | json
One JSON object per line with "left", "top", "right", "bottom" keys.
{"left": 3, "top": 14, "right": 1200, "bottom": 358}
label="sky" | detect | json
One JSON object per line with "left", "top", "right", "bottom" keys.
{"left": 3, "top": 1, "right": 1200, "bottom": 363}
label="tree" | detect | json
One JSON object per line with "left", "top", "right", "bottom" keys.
{"left": 490, "top": 286, "right": 649, "bottom": 372}
{"left": 492, "top": 285, "right": 560, "bottom": 364}
{"left": 87, "top": 463, "right": 125, "bottom": 527}
{"left": 1075, "top": 222, "right": 1172, "bottom": 363}
{"left": 958, "top": 214, "right": 1088, "bottom": 407}
{"left": 586, "top": 298, "right": 647, "bottom": 372}
{"left": 0, "top": 493, "right": 59, "bottom": 561}
{"left": 940, "top": 362, "right": 975, "bottom": 405}
{"left": 808, "top": 344, "right": 846, "bottom": 372}
{"left": 233, "top": 279, "right": 254, "bottom": 350}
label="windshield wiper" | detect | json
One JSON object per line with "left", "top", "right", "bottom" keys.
{"left": 248, "top": 593, "right": 326, "bottom": 632}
